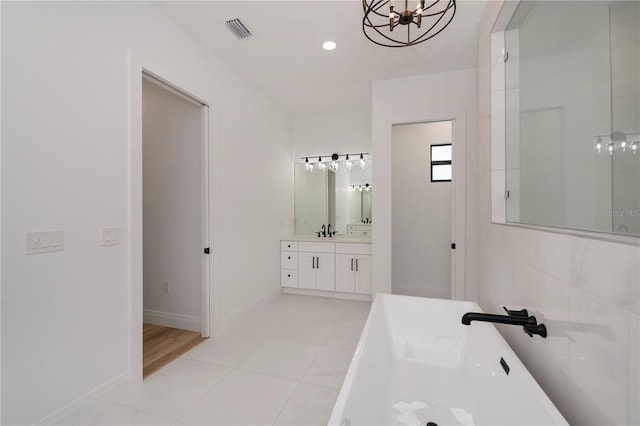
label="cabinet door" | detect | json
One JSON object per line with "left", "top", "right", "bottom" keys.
{"left": 298, "top": 252, "right": 316, "bottom": 290}
{"left": 335, "top": 254, "right": 355, "bottom": 293}
{"left": 315, "top": 252, "right": 335, "bottom": 291}
{"left": 354, "top": 255, "right": 372, "bottom": 294}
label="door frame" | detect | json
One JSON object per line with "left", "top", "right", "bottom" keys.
{"left": 377, "top": 110, "right": 467, "bottom": 300}
{"left": 128, "top": 50, "right": 218, "bottom": 381}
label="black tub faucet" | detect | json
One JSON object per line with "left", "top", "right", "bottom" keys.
{"left": 461, "top": 306, "right": 547, "bottom": 338}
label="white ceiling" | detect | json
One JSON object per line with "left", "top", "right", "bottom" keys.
{"left": 153, "top": 1, "right": 486, "bottom": 117}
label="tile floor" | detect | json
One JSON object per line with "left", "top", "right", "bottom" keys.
{"left": 54, "top": 295, "right": 371, "bottom": 426}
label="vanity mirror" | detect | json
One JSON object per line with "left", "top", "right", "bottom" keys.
{"left": 294, "top": 158, "right": 372, "bottom": 236}
{"left": 495, "top": 0, "right": 639, "bottom": 236}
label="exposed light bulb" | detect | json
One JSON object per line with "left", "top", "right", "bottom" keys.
{"left": 345, "top": 154, "right": 352, "bottom": 170}
{"left": 608, "top": 144, "right": 614, "bottom": 155}
{"left": 359, "top": 153, "right": 366, "bottom": 169}
{"left": 352, "top": 186, "right": 357, "bottom": 192}
{"left": 632, "top": 141, "right": 639, "bottom": 153}
{"left": 305, "top": 157, "right": 312, "bottom": 172}
{"left": 358, "top": 185, "right": 364, "bottom": 192}
{"left": 621, "top": 141, "right": 627, "bottom": 150}
{"left": 595, "top": 136, "right": 603, "bottom": 153}
{"left": 331, "top": 160, "right": 339, "bottom": 170}
{"left": 365, "top": 184, "right": 371, "bottom": 191}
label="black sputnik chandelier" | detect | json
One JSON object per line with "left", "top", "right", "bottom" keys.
{"left": 362, "top": 0, "right": 456, "bottom": 47}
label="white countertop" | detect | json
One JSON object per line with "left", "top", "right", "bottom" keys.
{"left": 282, "top": 235, "right": 372, "bottom": 244}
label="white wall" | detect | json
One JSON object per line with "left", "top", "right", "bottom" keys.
{"left": 292, "top": 109, "right": 371, "bottom": 160}
{"left": 478, "top": 2, "right": 639, "bottom": 425}
{"left": 1, "top": 2, "right": 292, "bottom": 424}
{"left": 142, "top": 78, "right": 202, "bottom": 329}
{"left": 391, "top": 121, "right": 452, "bottom": 299}
{"left": 371, "top": 68, "right": 478, "bottom": 302}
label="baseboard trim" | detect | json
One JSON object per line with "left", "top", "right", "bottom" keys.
{"left": 143, "top": 309, "right": 201, "bottom": 332}
{"left": 283, "top": 287, "right": 372, "bottom": 302}
{"left": 34, "top": 371, "right": 131, "bottom": 425}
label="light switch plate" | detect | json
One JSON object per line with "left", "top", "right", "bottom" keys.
{"left": 25, "top": 231, "right": 64, "bottom": 255}
{"left": 101, "top": 227, "right": 121, "bottom": 246}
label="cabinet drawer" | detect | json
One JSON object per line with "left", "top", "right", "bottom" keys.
{"left": 298, "top": 241, "right": 335, "bottom": 253}
{"left": 281, "top": 241, "right": 298, "bottom": 251}
{"left": 335, "top": 243, "right": 372, "bottom": 255}
{"left": 281, "top": 269, "right": 297, "bottom": 288}
{"left": 281, "top": 252, "right": 298, "bottom": 269}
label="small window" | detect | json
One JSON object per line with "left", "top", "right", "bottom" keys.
{"left": 431, "top": 144, "right": 452, "bottom": 182}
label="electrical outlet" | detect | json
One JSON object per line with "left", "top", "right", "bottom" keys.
{"left": 162, "top": 281, "right": 170, "bottom": 293}
{"left": 25, "top": 231, "right": 64, "bottom": 255}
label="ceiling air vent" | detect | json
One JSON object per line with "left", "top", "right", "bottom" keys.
{"left": 225, "top": 17, "right": 252, "bottom": 40}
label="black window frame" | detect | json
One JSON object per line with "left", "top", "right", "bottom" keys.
{"left": 430, "top": 143, "right": 452, "bottom": 182}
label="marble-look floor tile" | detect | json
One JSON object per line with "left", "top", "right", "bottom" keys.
{"left": 111, "top": 358, "right": 230, "bottom": 421}
{"left": 184, "top": 370, "right": 297, "bottom": 425}
{"left": 302, "top": 346, "right": 353, "bottom": 389}
{"left": 274, "top": 383, "right": 339, "bottom": 426}
{"left": 181, "top": 332, "right": 267, "bottom": 367}
{"left": 237, "top": 338, "right": 322, "bottom": 381}
{"left": 326, "top": 320, "right": 366, "bottom": 350}
{"left": 70, "top": 403, "right": 173, "bottom": 426}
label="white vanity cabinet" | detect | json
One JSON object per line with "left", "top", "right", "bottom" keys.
{"left": 280, "top": 239, "right": 371, "bottom": 300}
{"left": 335, "top": 243, "right": 372, "bottom": 294}
{"left": 298, "top": 242, "right": 335, "bottom": 291}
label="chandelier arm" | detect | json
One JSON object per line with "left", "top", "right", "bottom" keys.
{"left": 362, "top": 22, "right": 409, "bottom": 47}
{"left": 410, "top": 1, "right": 456, "bottom": 44}
{"left": 363, "top": 6, "right": 406, "bottom": 45}
{"left": 363, "top": 0, "right": 392, "bottom": 19}
{"left": 421, "top": 0, "right": 443, "bottom": 13}
{"left": 421, "top": 0, "right": 455, "bottom": 17}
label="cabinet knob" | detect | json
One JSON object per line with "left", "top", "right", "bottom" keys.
{"left": 288, "top": 274, "right": 291, "bottom": 277}
{"left": 287, "top": 245, "right": 291, "bottom": 248}
{"left": 288, "top": 256, "right": 291, "bottom": 259}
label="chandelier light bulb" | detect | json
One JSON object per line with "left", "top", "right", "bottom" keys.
{"left": 608, "top": 144, "right": 614, "bottom": 155}
{"left": 345, "top": 154, "right": 352, "bottom": 170}
{"left": 621, "top": 141, "right": 627, "bottom": 150}
{"left": 359, "top": 153, "right": 366, "bottom": 169}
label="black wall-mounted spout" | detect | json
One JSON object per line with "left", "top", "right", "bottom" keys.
{"left": 462, "top": 307, "right": 547, "bottom": 338}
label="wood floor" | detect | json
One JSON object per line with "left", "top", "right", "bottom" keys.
{"left": 143, "top": 324, "right": 206, "bottom": 378}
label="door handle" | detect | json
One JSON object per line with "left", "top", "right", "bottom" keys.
{"left": 316, "top": 256, "right": 319, "bottom": 269}
{"left": 312, "top": 256, "right": 316, "bottom": 269}
{"left": 356, "top": 258, "right": 359, "bottom": 272}
{"left": 351, "top": 258, "right": 353, "bottom": 271}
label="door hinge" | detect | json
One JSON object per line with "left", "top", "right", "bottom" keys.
{"left": 204, "top": 247, "right": 210, "bottom": 254}
{"left": 451, "top": 243, "right": 456, "bottom": 250}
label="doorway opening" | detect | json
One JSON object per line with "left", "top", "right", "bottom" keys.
{"left": 141, "top": 74, "right": 209, "bottom": 377}
{"left": 391, "top": 120, "right": 455, "bottom": 298}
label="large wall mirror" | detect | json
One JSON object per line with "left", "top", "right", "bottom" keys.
{"left": 294, "top": 160, "right": 372, "bottom": 236}
{"left": 499, "top": 0, "right": 639, "bottom": 236}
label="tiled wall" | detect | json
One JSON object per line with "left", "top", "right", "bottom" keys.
{"left": 477, "top": 2, "right": 640, "bottom": 424}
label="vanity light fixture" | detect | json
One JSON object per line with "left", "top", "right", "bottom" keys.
{"left": 352, "top": 183, "right": 372, "bottom": 192}
{"left": 594, "top": 133, "right": 640, "bottom": 155}
{"left": 362, "top": 0, "right": 457, "bottom": 48}
{"left": 300, "top": 152, "right": 370, "bottom": 172}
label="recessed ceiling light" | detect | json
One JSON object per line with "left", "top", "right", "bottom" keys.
{"left": 322, "top": 41, "right": 337, "bottom": 51}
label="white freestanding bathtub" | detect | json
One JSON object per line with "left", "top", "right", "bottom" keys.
{"left": 329, "top": 294, "right": 568, "bottom": 426}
